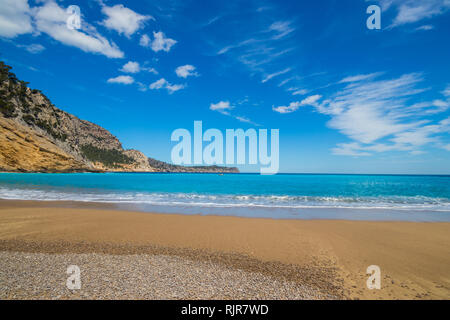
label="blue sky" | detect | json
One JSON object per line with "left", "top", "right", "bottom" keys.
{"left": 0, "top": 0, "right": 449, "bottom": 174}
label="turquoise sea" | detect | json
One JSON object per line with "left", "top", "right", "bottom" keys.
{"left": 0, "top": 173, "right": 449, "bottom": 221}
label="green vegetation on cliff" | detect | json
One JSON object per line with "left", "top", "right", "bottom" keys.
{"left": 80, "top": 144, "right": 134, "bottom": 168}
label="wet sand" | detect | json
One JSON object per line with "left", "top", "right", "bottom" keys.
{"left": 0, "top": 200, "right": 449, "bottom": 299}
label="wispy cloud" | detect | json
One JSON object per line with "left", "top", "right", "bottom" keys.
{"left": 378, "top": 0, "right": 450, "bottom": 28}
{"left": 256, "top": 6, "right": 271, "bottom": 13}
{"left": 273, "top": 95, "right": 321, "bottom": 114}
{"left": 16, "top": 43, "right": 45, "bottom": 54}
{"left": 149, "top": 78, "right": 185, "bottom": 94}
{"left": 213, "top": 12, "right": 297, "bottom": 86}
{"left": 210, "top": 100, "right": 258, "bottom": 125}
{"left": 107, "top": 75, "right": 135, "bottom": 84}
{"left": 268, "top": 21, "right": 295, "bottom": 40}
{"left": 278, "top": 77, "right": 294, "bottom": 87}
{"left": 217, "top": 38, "right": 259, "bottom": 55}
{"left": 262, "top": 68, "right": 291, "bottom": 83}
{"left": 415, "top": 24, "right": 434, "bottom": 31}
{"left": 204, "top": 15, "right": 221, "bottom": 27}
{"left": 272, "top": 101, "right": 301, "bottom": 114}
{"left": 292, "top": 89, "right": 309, "bottom": 96}
{"left": 339, "top": 72, "right": 384, "bottom": 83}
{"left": 297, "top": 72, "right": 450, "bottom": 155}
{"left": 331, "top": 142, "right": 372, "bottom": 156}
{"left": 235, "top": 116, "right": 257, "bottom": 124}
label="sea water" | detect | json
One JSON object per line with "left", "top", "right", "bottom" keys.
{"left": 0, "top": 173, "right": 449, "bottom": 221}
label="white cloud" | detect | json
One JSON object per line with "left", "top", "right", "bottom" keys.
{"left": 391, "top": 126, "right": 438, "bottom": 147}
{"left": 380, "top": 0, "right": 450, "bottom": 28}
{"left": 391, "top": 117, "right": 450, "bottom": 147}
{"left": 309, "top": 73, "right": 427, "bottom": 144}
{"left": 33, "top": 1, "right": 124, "bottom": 58}
{"left": 262, "top": 68, "right": 291, "bottom": 83}
{"left": 107, "top": 75, "right": 134, "bottom": 84}
{"left": 149, "top": 78, "right": 168, "bottom": 90}
{"left": 301, "top": 95, "right": 322, "bottom": 105}
{"left": 139, "top": 34, "right": 150, "bottom": 47}
{"left": 301, "top": 72, "right": 450, "bottom": 156}
{"left": 175, "top": 65, "right": 198, "bottom": 78}
{"left": 101, "top": 4, "right": 153, "bottom": 37}
{"left": 272, "top": 102, "right": 301, "bottom": 114}
{"left": 152, "top": 31, "right": 177, "bottom": 52}
{"left": 0, "top": 0, "right": 33, "bottom": 38}
{"left": 404, "top": 99, "right": 449, "bottom": 115}
{"left": 432, "top": 99, "right": 449, "bottom": 109}
{"left": 273, "top": 95, "right": 322, "bottom": 114}
{"left": 120, "top": 61, "right": 158, "bottom": 74}
{"left": 210, "top": 101, "right": 233, "bottom": 112}
{"left": 333, "top": 117, "right": 450, "bottom": 156}
{"left": 166, "top": 83, "right": 185, "bottom": 93}
{"left": 120, "top": 61, "right": 140, "bottom": 73}
{"left": 141, "top": 31, "right": 177, "bottom": 52}
{"left": 149, "top": 78, "right": 184, "bottom": 94}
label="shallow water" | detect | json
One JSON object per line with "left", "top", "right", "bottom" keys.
{"left": 1, "top": 173, "right": 449, "bottom": 221}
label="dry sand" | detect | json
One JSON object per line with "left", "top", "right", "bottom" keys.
{"left": 0, "top": 200, "right": 449, "bottom": 300}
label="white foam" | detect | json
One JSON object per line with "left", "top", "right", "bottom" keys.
{"left": 1, "top": 187, "right": 450, "bottom": 212}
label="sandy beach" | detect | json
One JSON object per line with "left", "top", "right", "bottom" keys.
{"left": 0, "top": 200, "right": 449, "bottom": 300}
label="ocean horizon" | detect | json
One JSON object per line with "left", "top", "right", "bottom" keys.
{"left": 1, "top": 172, "right": 449, "bottom": 222}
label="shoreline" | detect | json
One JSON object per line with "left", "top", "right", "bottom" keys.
{"left": 0, "top": 198, "right": 448, "bottom": 222}
{"left": 0, "top": 199, "right": 449, "bottom": 299}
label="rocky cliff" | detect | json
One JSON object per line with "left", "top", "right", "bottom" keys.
{"left": 0, "top": 61, "right": 238, "bottom": 174}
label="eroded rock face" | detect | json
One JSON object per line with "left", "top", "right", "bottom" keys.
{"left": 0, "top": 61, "right": 239, "bottom": 173}
{"left": 122, "top": 150, "right": 156, "bottom": 172}
{"left": 0, "top": 117, "right": 89, "bottom": 172}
